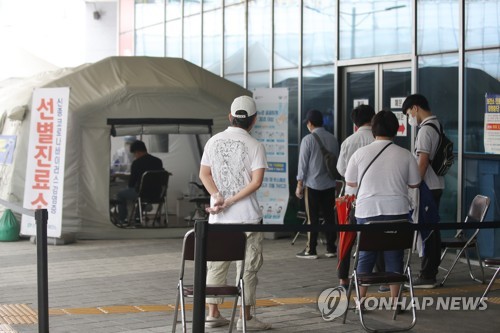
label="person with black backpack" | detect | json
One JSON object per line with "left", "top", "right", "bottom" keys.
{"left": 295, "top": 109, "right": 340, "bottom": 259}
{"left": 402, "top": 94, "right": 446, "bottom": 289}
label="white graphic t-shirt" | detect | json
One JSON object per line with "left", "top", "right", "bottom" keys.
{"left": 201, "top": 126, "right": 268, "bottom": 224}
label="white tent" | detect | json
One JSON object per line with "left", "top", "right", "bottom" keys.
{"left": 0, "top": 56, "right": 250, "bottom": 239}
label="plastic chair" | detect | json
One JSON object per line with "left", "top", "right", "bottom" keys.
{"left": 291, "top": 180, "right": 345, "bottom": 245}
{"left": 130, "top": 169, "right": 171, "bottom": 227}
{"left": 172, "top": 229, "right": 248, "bottom": 333}
{"left": 479, "top": 258, "right": 500, "bottom": 304}
{"left": 439, "top": 194, "right": 490, "bottom": 287}
{"left": 342, "top": 219, "right": 417, "bottom": 333}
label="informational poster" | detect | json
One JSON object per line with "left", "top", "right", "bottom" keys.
{"left": 0, "top": 135, "right": 17, "bottom": 165}
{"left": 21, "top": 87, "right": 70, "bottom": 238}
{"left": 484, "top": 93, "right": 500, "bottom": 154}
{"left": 393, "top": 111, "right": 407, "bottom": 137}
{"left": 253, "top": 88, "right": 289, "bottom": 224}
{"left": 390, "top": 97, "right": 407, "bottom": 137}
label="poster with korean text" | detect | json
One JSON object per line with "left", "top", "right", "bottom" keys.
{"left": 485, "top": 93, "right": 500, "bottom": 154}
{"left": 21, "top": 87, "right": 70, "bottom": 238}
{"left": 253, "top": 88, "right": 289, "bottom": 224}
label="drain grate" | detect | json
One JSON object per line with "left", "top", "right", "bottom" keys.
{"left": 0, "top": 304, "right": 37, "bottom": 325}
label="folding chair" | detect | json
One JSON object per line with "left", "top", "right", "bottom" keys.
{"left": 130, "top": 169, "right": 171, "bottom": 227}
{"left": 343, "top": 219, "right": 417, "bottom": 333}
{"left": 291, "top": 180, "right": 345, "bottom": 245}
{"left": 479, "top": 258, "right": 500, "bottom": 304}
{"left": 439, "top": 194, "right": 490, "bottom": 287}
{"left": 172, "top": 229, "right": 248, "bottom": 333}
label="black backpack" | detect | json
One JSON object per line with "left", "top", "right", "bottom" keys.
{"left": 424, "top": 122, "right": 454, "bottom": 176}
{"left": 312, "top": 133, "right": 341, "bottom": 180}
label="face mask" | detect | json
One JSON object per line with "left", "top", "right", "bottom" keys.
{"left": 408, "top": 114, "right": 418, "bottom": 127}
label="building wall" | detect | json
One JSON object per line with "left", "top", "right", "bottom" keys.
{"left": 119, "top": 0, "right": 500, "bottom": 255}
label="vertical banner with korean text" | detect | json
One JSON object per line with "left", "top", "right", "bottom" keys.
{"left": 21, "top": 87, "right": 70, "bottom": 238}
{"left": 485, "top": 93, "right": 500, "bottom": 154}
{"left": 253, "top": 88, "right": 289, "bottom": 224}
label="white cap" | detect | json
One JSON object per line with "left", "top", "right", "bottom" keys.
{"left": 231, "top": 96, "right": 256, "bottom": 118}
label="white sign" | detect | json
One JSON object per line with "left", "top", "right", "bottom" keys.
{"left": 253, "top": 88, "right": 289, "bottom": 224}
{"left": 393, "top": 111, "right": 407, "bottom": 137}
{"left": 21, "top": 87, "right": 70, "bottom": 238}
{"left": 485, "top": 93, "right": 500, "bottom": 154}
{"left": 391, "top": 97, "right": 405, "bottom": 110}
{"left": 353, "top": 99, "right": 369, "bottom": 107}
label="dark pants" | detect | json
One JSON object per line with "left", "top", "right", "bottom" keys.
{"left": 117, "top": 187, "right": 138, "bottom": 222}
{"left": 420, "top": 189, "right": 443, "bottom": 279}
{"left": 304, "top": 186, "right": 337, "bottom": 253}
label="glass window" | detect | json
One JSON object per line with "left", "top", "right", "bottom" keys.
{"left": 166, "top": 0, "right": 181, "bottom": 57}
{"left": 418, "top": 54, "right": 459, "bottom": 146}
{"left": 224, "top": 2, "right": 245, "bottom": 81}
{"left": 274, "top": 0, "right": 300, "bottom": 69}
{"left": 203, "top": 8, "right": 222, "bottom": 74}
{"left": 203, "top": 0, "right": 221, "bottom": 12}
{"left": 135, "top": 0, "right": 164, "bottom": 29}
{"left": 464, "top": 49, "right": 500, "bottom": 154}
{"left": 166, "top": 0, "right": 181, "bottom": 21}
{"left": 382, "top": 66, "right": 412, "bottom": 150}
{"left": 302, "top": 66, "right": 334, "bottom": 134}
{"left": 166, "top": 19, "right": 182, "bottom": 57}
{"left": 418, "top": 53, "right": 459, "bottom": 223}
{"left": 463, "top": 159, "right": 499, "bottom": 256}
{"left": 339, "top": 0, "right": 411, "bottom": 60}
{"left": 184, "top": 0, "right": 200, "bottom": 16}
{"left": 248, "top": 72, "right": 270, "bottom": 90}
{"left": 249, "top": 0, "right": 271, "bottom": 74}
{"left": 466, "top": 0, "right": 500, "bottom": 50}
{"left": 274, "top": 68, "right": 299, "bottom": 198}
{"left": 184, "top": 14, "right": 201, "bottom": 66}
{"left": 303, "top": 0, "right": 335, "bottom": 66}
{"left": 417, "top": 0, "right": 459, "bottom": 54}
{"left": 135, "top": 24, "right": 165, "bottom": 56}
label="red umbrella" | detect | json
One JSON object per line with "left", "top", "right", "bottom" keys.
{"left": 336, "top": 195, "right": 356, "bottom": 269}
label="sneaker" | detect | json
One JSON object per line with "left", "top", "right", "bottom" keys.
{"left": 237, "top": 316, "right": 272, "bottom": 331}
{"left": 405, "top": 276, "right": 437, "bottom": 289}
{"left": 378, "top": 285, "right": 390, "bottom": 293}
{"left": 325, "top": 251, "right": 337, "bottom": 258}
{"left": 296, "top": 249, "right": 318, "bottom": 259}
{"left": 205, "top": 315, "right": 229, "bottom": 328}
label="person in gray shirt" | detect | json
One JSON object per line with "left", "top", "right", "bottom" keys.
{"left": 295, "top": 109, "right": 339, "bottom": 259}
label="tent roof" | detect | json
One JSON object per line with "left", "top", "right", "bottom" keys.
{"left": 42, "top": 56, "right": 251, "bottom": 134}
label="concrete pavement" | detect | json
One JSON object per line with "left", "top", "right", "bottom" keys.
{"left": 0, "top": 231, "right": 499, "bottom": 333}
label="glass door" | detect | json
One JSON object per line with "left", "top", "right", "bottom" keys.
{"left": 340, "top": 62, "right": 412, "bottom": 149}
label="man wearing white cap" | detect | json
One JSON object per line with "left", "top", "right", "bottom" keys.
{"left": 111, "top": 135, "right": 137, "bottom": 175}
{"left": 199, "top": 95, "right": 271, "bottom": 331}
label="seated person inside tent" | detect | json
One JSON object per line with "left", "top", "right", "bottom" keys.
{"left": 116, "top": 140, "right": 164, "bottom": 225}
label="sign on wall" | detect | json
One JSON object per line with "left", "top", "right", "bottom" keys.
{"left": 21, "top": 87, "right": 70, "bottom": 238}
{"left": 485, "top": 93, "right": 500, "bottom": 154}
{"left": 253, "top": 88, "right": 289, "bottom": 224}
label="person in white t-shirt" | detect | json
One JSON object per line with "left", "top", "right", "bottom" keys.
{"left": 337, "top": 104, "right": 376, "bottom": 193}
{"left": 199, "top": 95, "right": 271, "bottom": 331}
{"left": 336, "top": 104, "right": 375, "bottom": 289}
{"left": 402, "top": 93, "right": 445, "bottom": 289}
{"left": 345, "top": 110, "right": 421, "bottom": 304}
